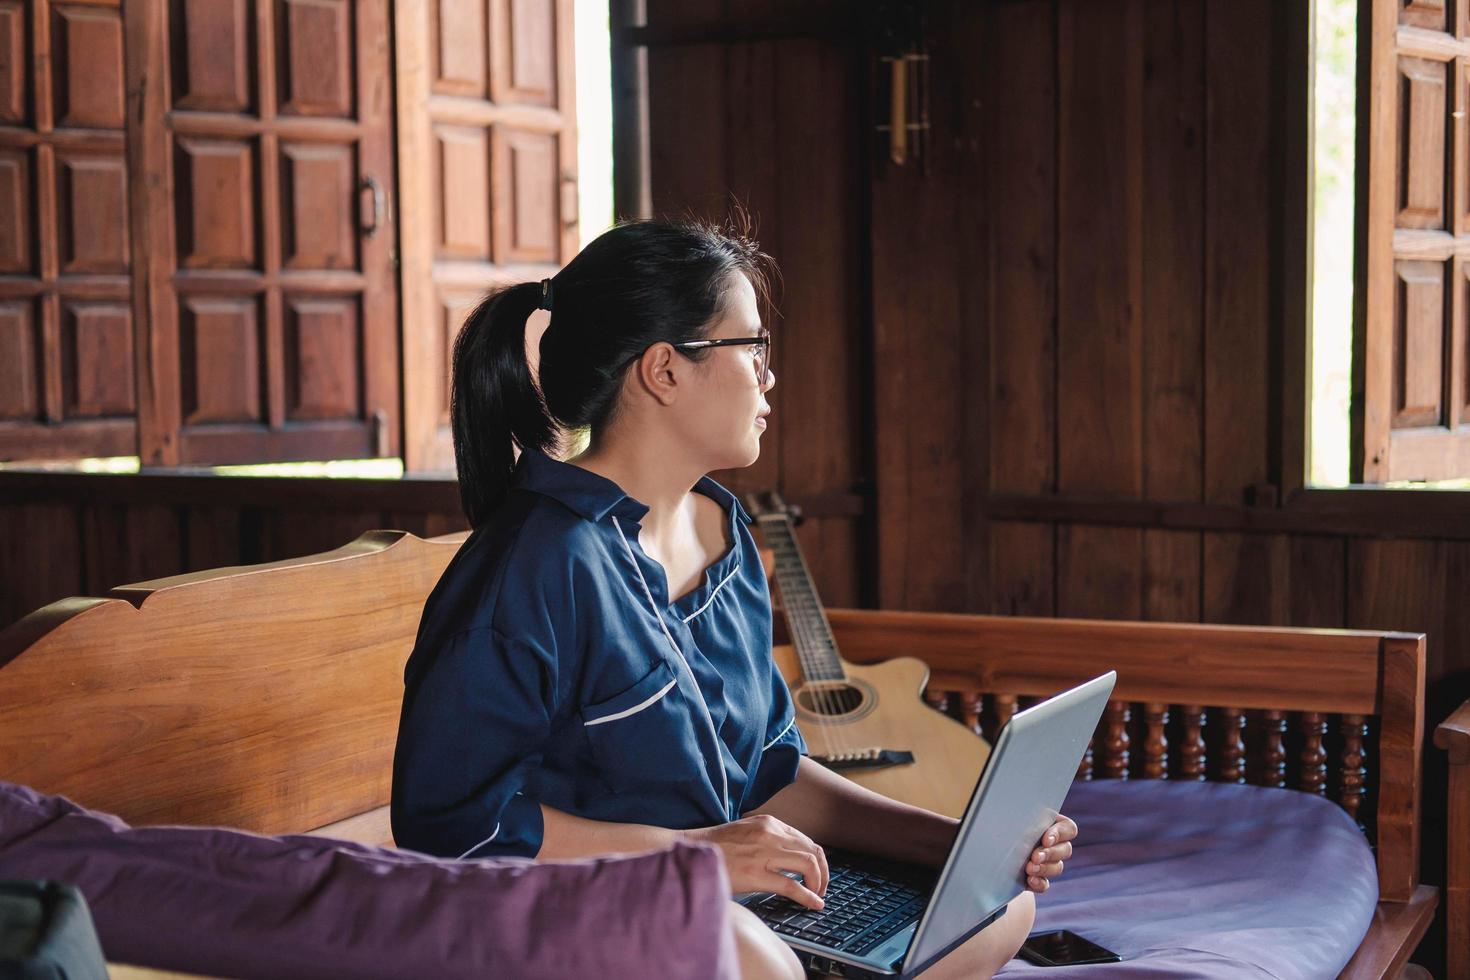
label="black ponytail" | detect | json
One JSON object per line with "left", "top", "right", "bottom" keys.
{"left": 450, "top": 282, "right": 556, "bottom": 527}
{"left": 450, "top": 212, "right": 778, "bottom": 529}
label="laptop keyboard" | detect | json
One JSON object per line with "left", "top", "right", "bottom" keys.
{"left": 749, "top": 862, "right": 929, "bottom": 956}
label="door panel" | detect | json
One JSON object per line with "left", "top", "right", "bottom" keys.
{"left": 0, "top": 0, "right": 135, "bottom": 460}
{"left": 398, "top": 0, "right": 579, "bottom": 473}
{"left": 128, "top": 0, "right": 398, "bottom": 465}
{"left": 1357, "top": 0, "right": 1470, "bottom": 480}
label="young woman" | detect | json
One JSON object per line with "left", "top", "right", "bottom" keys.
{"left": 391, "top": 218, "right": 1077, "bottom": 979}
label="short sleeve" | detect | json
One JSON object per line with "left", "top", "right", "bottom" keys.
{"left": 740, "top": 658, "right": 808, "bottom": 813}
{"left": 391, "top": 627, "right": 555, "bottom": 859}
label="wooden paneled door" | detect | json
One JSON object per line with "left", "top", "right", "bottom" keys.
{"left": 127, "top": 0, "right": 399, "bottom": 465}
{"left": 396, "top": 0, "right": 580, "bottom": 473}
{"left": 0, "top": 1, "right": 137, "bottom": 460}
{"left": 1356, "top": 0, "right": 1470, "bottom": 481}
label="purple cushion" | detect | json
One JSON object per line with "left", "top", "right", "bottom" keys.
{"left": 995, "top": 780, "right": 1379, "bottom": 979}
{"left": 0, "top": 781, "right": 737, "bottom": 980}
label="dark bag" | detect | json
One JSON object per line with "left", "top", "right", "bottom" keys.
{"left": 0, "top": 882, "right": 108, "bottom": 980}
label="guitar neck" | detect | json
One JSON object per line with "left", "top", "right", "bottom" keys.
{"left": 759, "top": 515, "right": 847, "bottom": 682}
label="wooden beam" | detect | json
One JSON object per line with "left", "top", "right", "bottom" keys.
{"left": 985, "top": 489, "right": 1470, "bottom": 539}
{"left": 1277, "top": 0, "right": 1312, "bottom": 499}
{"left": 610, "top": 0, "right": 651, "bottom": 219}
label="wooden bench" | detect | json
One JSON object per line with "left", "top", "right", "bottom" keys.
{"left": 0, "top": 529, "right": 1460, "bottom": 978}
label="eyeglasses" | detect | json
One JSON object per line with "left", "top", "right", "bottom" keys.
{"left": 620, "top": 330, "right": 772, "bottom": 383}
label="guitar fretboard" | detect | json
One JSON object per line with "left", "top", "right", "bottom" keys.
{"left": 759, "top": 515, "right": 846, "bottom": 682}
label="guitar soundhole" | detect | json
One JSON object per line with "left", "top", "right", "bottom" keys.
{"left": 796, "top": 685, "right": 866, "bottom": 717}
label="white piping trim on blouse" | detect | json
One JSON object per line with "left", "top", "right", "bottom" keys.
{"left": 762, "top": 714, "right": 796, "bottom": 752}
{"left": 611, "top": 515, "right": 732, "bottom": 817}
{"left": 457, "top": 822, "right": 501, "bottom": 859}
{"left": 680, "top": 563, "right": 740, "bottom": 623}
{"left": 583, "top": 677, "right": 677, "bottom": 726}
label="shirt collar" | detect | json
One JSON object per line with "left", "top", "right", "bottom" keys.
{"left": 511, "top": 446, "right": 754, "bottom": 527}
{"left": 693, "top": 474, "right": 756, "bottom": 527}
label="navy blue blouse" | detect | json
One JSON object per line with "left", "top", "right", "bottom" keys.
{"left": 391, "top": 446, "right": 807, "bottom": 860}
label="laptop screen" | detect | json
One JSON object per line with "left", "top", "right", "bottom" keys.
{"left": 901, "top": 672, "right": 1115, "bottom": 975}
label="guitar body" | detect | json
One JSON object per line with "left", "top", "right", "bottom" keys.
{"left": 771, "top": 643, "right": 992, "bottom": 818}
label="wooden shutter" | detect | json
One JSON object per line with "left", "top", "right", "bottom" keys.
{"left": 1356, "top": 0, "right": 1470, "bottom": 480}
{"left": 0, "top": 1, "right": 137, "bottom": 461}
{"left": 395, "top": 0, "right": 580, "bottom": 473}
{"left": 127, "top": 0, "right": 399, "bottom": 466}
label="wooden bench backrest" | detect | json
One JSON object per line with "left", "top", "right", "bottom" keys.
{"left": 0, "top": 530, "right": 466, "bottom": 835}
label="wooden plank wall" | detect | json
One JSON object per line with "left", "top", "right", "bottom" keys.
{"left": 0, "top": 473, "right": 468, "bottom": 630}
{"left": 636, "top": 0, "right": 1465, "bottom": 970}
{"left": 641, "top": 0, "right": 871, "bottom": 612}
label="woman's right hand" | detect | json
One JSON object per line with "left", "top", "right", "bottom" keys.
{"left": 681, "top": 814, "right": 829, "bottom": 909}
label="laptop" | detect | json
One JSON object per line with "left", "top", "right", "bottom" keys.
{"left": 740, "top": 671, "right": 1117, "bottom": 979}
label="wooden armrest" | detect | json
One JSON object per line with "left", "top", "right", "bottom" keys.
{"left": 1434, "top": 696, "right": 1470, "bottom": 764}
{"left": 1437, "top": 696, "right": 1470, "bottom": 979}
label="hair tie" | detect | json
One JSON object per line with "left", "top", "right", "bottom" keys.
{"left": 537, "top": 278, "right": 554, "bottom": 312}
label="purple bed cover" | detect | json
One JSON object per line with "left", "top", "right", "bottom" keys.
{"left": 994, "top": 779, "right": 1379, "bottom": 980}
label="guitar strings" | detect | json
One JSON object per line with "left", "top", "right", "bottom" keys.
{"left": 777, "top": 518, "right": 851, "bottom": 755}
{"left": 755, "top": 501, "right": 842, "bottom": 755}
{"left": 774, "top": 524, "right": 824, "bottom": 721}
{"left": 787, "top": 566, "right": 838, "bottom": 736}
{"left": 769, "top": 511, "right": 864, "bottom": 759}
{"left": 779, "top": 521, "right": 841, "bottom": 734}
{"left": 792, "top": 521, "right": 850, "bottom": 750}
{"left": 772, "top": 519, "right": 836, "bottom": 734}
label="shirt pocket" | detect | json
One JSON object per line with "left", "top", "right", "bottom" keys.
{"left": 580, "top": 659, "right": 703, "bottom": 790}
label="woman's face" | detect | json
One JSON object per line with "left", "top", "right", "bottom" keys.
{"left": 683, "top": 273, "right": 775, "bottom": 470}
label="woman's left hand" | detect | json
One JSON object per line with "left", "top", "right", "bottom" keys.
{"left": 1024, "top": 813, "right": 1077, "bottom": 894}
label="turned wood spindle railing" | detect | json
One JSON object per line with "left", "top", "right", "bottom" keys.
{"left": 1340, "top": 714, "right": 1369, "bottom": 822}
{"left": 1261, "top": 709, "right": 1288, "bottom": 788}
{"left": 1218, "top": 706, "right": 1247, "bottom": 783}
{"left": 916, "top": 688, "right": 1385, "bottom": 847}
{"left": 1178, "top": 705, "right": 1207, "bottom": 781}
{"left": 1298, "top": 712, "right": 1329, "bottom": 796}
{"left": 1100, "top": 701, "right": 1131, "bottom": 779}
{"left": 923, "top": 689, "right": 951, "bottom": 718}
{"left": 960, "top": 692, "right": 982, "bottom": 736}
{"left": 1142, "top": 702, "right": 1169, "bottom": 780}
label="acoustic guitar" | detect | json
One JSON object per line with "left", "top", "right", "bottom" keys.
{"left": 746, "top": 492, "right": 991, "bottom": 818}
